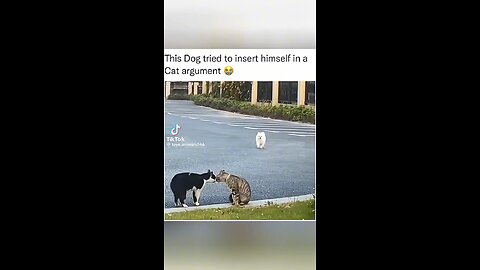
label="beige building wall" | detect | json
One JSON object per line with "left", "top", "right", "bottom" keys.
{"left": 193, "top": 82, "right": 199, "bottom": 95}
{"left": 202, "top": 81, "right": 207, "bottom": 94}
{"left": 251, "top": 81, "right": 258, "bottom": 105}
{"left": 272, "top": 81, "right": 279, "bottom": 105}
{"left": 187, "top": 82, "right": 193, "bottom": 95}
{"left": 297, "top": 81, "right": 306, "bottom": 106}
{"left": 165, "top": 82, "right": 171, "bottom": 98}
{"left": 172, "top": 81, "right": 311, "bottom": 106}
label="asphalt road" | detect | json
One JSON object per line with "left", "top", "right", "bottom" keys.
{"left": 164, "top": 100, "right": 316, "bottom": 208}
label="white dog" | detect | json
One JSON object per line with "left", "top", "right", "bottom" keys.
{"left": 256, "top": 132, "right": 266, "bottom": 149}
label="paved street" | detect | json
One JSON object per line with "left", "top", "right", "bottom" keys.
{"left": 164, "top": 100, "right": 316, "bottom": 208}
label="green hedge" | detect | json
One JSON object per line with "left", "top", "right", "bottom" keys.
{"left": 167, "top": 93, "right": 191, "bottom": 100}
{"left": 191, "top": 95, "right": 315, "bottom": 124}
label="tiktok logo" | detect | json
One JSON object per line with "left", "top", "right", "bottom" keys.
{"left": 170, "top": 124, "right": 181, "bottom": 136}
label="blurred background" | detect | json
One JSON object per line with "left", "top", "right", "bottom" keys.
{"left": 164, "top": 221, "right": 316, "bottom": 269}
{"left": 164, "top": 0, "right": 316, "bottom": 49}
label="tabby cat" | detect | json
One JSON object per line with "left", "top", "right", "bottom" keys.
{"left": 216, "top": 170, "right": 252, "bottom": 205}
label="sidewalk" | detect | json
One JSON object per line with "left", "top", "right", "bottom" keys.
{"left": 164, "top": 194, "right": 315, "bottom": 214}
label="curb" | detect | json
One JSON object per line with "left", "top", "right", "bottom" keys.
{"left": 164, "top": 194, "right": 315, "bottom": 214}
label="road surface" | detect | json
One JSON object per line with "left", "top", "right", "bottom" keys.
{"left": 164, "top": 100, "right": 315, "bottom": 208}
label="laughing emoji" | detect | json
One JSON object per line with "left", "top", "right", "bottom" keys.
{"left": 224, "top": 66, "right": 234, "bottom": 76}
